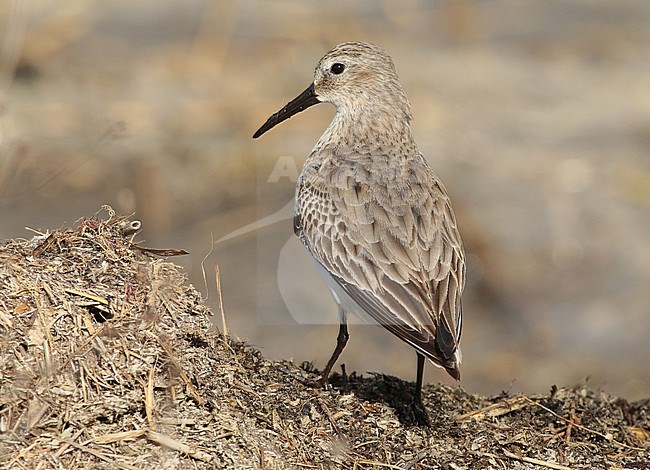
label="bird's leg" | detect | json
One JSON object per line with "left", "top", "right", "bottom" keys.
{"left": 340, "top": 363, "right": 349, "bottom": 393}
{"left": 414, "top": 352, "right": 425, "bottom": 405}
{"left": 318, "top": 313, "right": 349, "bottom": 387}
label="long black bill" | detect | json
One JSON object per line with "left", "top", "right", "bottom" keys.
{"left": 253, "top": 83, "right": 320, "bottom": 138}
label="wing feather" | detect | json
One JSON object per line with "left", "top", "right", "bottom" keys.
{"left": 296, "top": 152, "right": 465, "bottom": 373}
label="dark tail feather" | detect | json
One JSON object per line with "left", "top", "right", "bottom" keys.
{"left": 445, "top": 364, "right": 461, "bottom": 381}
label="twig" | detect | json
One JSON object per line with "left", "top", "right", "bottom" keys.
{"left": 457, "top": 396, "right": 528, "bottom": 420}
{"left": 522, "top": 396, "right": 643, "bottom": 451}
{"left": 146, "top": 430, "right": 213, "bottom": 463}
{"left": 215, "top": 265, "right": 228, "bottom": 337}
{"left": 350, "top": 439, "right": 382, "bottom": 450}
{"left": 130, "top": 245, "right": 189, "bottom": 257}
{"left": 471, "top": 450, "right": 572, "bottom": 470}
{"left": 6, "top": 441, "right": 39, "bottom": 469}
{"left": 565, "top": 407, "right": 576, "bottom": 444}
{"left": 94, "top": 429, "right": 147, "bottom": 444}
{"left": 199, "top": 234, "right": 229, "bottom": 337}
{"left": 58, "top": 324, "right": 107, "bottom": 371}
{"left": 145, "top": 364, "right": 156, "bottom": 430}
{"left": 200, "top": 232, "right": 215, "bottom": 300}
{"left": 50, "top": 436, "right": 137, "bottom": 470}
{"left": 353, "top": 461, "right": 404, "bottom": 469}
{"left": 157, "top": 336, "right": 204, "bottom": 405}
{"left": 502, "top": 450, "right": 573, "bottom": 470}
{"left": 64, "top": 288, "right": 109, "bottom": 305}
{"left": 318, "top": 398, "right": 344, "bottom": 439}
{"left": 53, "top": 427, "right": 86, "bottom": 458}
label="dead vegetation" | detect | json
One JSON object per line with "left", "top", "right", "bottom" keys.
{"left": 0, "top": 208, "right": 648, "bottom": 469}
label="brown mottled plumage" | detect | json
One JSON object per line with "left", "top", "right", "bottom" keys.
{"left": 254, "top": 42, "right": 465, "bottom": 404}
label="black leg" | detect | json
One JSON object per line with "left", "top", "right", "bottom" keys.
{"left": 414, "top": 353, "right": 425, "bottom": 405}
{"left": 318, "top": 315, "right": 349, "bottom": 386}
{"left": 340, "top": 363, "right": 349, "bottom": 393}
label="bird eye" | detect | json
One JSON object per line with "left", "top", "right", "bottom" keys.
{"left": 330, "top": 63, "right": 345, "bottom": 75}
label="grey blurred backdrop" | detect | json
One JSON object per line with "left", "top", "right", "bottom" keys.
{"left": 1, "top": 1, "right": 649, "bottom": 400}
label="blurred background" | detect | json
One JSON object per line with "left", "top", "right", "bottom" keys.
{"left": 1, "top": 0, "right": 648, "bottom": 400}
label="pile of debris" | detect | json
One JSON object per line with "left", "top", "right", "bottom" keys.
{"left": 0, "top": 208, "right": 647, "bottom": 468}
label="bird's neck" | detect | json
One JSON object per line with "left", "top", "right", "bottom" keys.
{"left": 314, "top": 106, "right": 419, "bottom": 157}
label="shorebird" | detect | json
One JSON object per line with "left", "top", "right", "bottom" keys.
{"left": 253, "top": 42, "right": 465, "bottom": 404}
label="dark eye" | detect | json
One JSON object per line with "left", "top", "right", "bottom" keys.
{"left": 330, "top": 63, "right": 345, "bottom": 75}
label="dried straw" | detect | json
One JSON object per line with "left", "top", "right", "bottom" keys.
{"left": 0, "top": 207, "right": 647, "bottom": 468}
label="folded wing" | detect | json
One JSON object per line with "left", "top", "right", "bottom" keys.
{"left": 295, "top": 154, "right": 465, "bottom": 376}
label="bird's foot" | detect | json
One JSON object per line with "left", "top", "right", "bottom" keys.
{"left": 409, "top": 391, "right": 430, "bottom": 426}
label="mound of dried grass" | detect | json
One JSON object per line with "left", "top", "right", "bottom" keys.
{"left": 0, "top": 207, "right": 648, "bottom": 469}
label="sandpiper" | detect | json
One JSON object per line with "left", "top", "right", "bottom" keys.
{"left": 253, "top": 42, "right": 465, "bottom": 404}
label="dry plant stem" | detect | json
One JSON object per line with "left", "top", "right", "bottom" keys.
{"left": 156, "top": 336, "right": 204, "bottom": 405}
{"left": 318, "top": 398, "right": 344, "bottom": 439}
{"left": 50, "top": 436, "right": 138, "bottom": 470}
{"left": 215, "top": 265, "right": 228, "bottom": 337}
{"left": 146, "top": 430, "right": 213, "bottom": 463}
{"left": 94, "top": 429, "right": 147, "bottom": 445}
{"left": 53, "top": 427, "right": 86, "bottom": 459}
{"left": 471, "top": 450, "right": 573, "bottom": 470}
{"left": 522, "top": 396, "right": 643, "bottom": 452}
{"left": 456, "top": 395, "right": 528, "bottom": 419}
{"left": 353, "top": 461, "right": 403, "bottom": 469}
{"left": 145, "top": 364, "right": 156, "bottom": 430}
